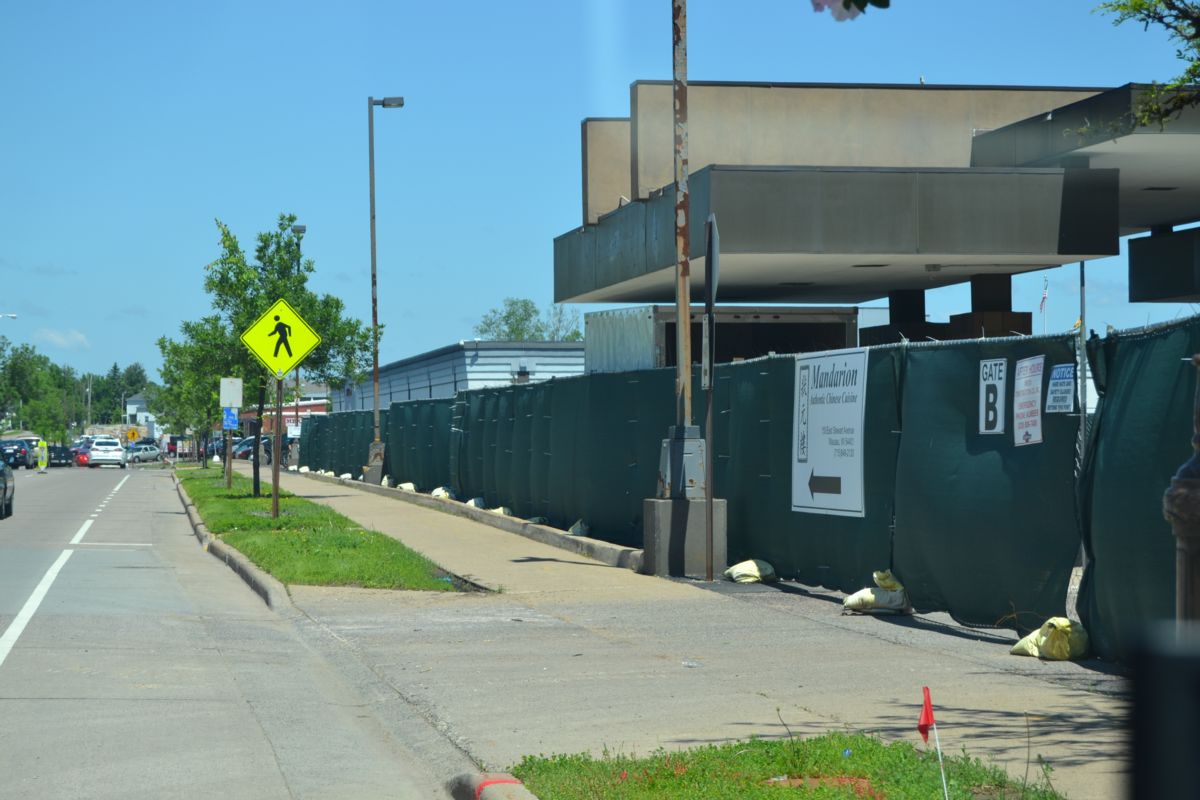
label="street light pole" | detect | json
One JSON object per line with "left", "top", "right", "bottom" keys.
{"left": 366, "top": 95, "right": 404, "bottom": 484}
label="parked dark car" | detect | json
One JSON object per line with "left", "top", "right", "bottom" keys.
{"left": 48, "top": 444, "right": 73, "bottom": 467}
{"left": 0, "top": 458, "right": 13, "bottom": 519}
{"left": 0, "top": 439, "right": 35, "bottom": 470}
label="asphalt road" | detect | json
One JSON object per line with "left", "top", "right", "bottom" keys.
{"left": 0, "top": 464, "right": 454, "bottom": 799}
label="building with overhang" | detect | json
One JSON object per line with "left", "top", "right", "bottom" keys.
{"left": 554, "top": 81, "right": 1200, "bottom": 346}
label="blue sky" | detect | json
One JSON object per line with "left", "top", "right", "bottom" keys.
{"left": 0, "top": 0, "right": 1193, "bottom": 378}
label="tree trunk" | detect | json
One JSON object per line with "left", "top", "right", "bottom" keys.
{"left": 252, "top": 378, "right": 266, "bottom": 497}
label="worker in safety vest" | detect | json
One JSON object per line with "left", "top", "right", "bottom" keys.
{"left": 36, "top": 438, "right": 49, "bottom": 473}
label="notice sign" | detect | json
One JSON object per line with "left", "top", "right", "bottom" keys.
{"left": 792, "top": 348, "right": 868, "bottom": 517}
{"left": 978, "top": 359, "right": 1007, "bottom": 435}
{"left": 1045, "top": 363, "right": 1075, "bottom": 413}
{"left": 1013, "top": 355, "right": 1045, "bottom": 447}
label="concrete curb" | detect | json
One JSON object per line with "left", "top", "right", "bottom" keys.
{"left": 297, "top": 471, "right": 644, "bottom": 573}
{"left": 172, "top": 472, "right": 296, "bottom": 615}
{"left": 174, "top": 469, "right": 543, "bottom": 800}
{"left": 446, "top": 772, "right": 539, "bottom": 800}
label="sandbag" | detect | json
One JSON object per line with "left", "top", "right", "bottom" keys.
{"left": 1010, "top": 617, "right": 1089, "bottom": 660}
{"left": 843, "top": 570, "right": 910, "bottom": 613}
{"left": 723, "top": 559, "right": 778, "bottom": 584}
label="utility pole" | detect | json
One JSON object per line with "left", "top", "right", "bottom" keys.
{"left": 672, "top": 0, "right": 692, "bottom": 428}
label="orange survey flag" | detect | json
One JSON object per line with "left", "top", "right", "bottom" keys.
{"left": 918, "top": 686, "right": 935, "bottom": 743}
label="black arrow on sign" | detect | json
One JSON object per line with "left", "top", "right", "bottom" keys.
{"left": 808, "top": 470, "right": 842, "bottom": 496}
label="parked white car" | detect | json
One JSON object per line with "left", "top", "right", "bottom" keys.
{"left": 87, "top": 437, "right": 127, "bottom": 469}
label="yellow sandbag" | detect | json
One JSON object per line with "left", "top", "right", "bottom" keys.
{"left": 873, "top": 569, "right": 902, "bottom": 591}
{"left": 843, "top": 586, "right": 908, "bottom": 611}
{"left": 723, "top": 559, "right": 778, "bottom": 584}
{"left": 843, "top": 570, "right": 909, "bottom": 612}
{"left": 1010, "top": 617, "right": 1089, "bottom": 660}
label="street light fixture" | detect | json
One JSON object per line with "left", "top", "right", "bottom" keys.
{"left": 366, "top": 94, "right": 404, "bottom": 484}
{"left": 0, "top": 313, "right": 17, "bottom": 319}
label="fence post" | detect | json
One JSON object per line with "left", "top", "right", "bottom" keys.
{"left": 1163, "top": 354, "right": 1200, "bottom": 625}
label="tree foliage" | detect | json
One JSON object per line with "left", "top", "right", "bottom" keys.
{"left": 474, "top": 298, "right": 583, "bottom": 342}
{"left": 1098, "top": 1, "right": 1200, "bottom": 126}
{"left": 156, "top": 212, "right": 374, "bottom": 486}
{"left": 0, "top": 335, "right": 150, "bottom": 441}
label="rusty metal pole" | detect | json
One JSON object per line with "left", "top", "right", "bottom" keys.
{"left": 1163, "top": 354, "right": 1200, "bottom": 626}
{"left": 672, "top": 0, "right": 692, "bottom": 428}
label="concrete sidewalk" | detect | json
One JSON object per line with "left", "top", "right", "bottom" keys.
{"left": 243, "top": 464, "right": 1129, "bottom": 799}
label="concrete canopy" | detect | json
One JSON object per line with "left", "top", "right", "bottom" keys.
{"left": 555, "top": 164, "right": 1117, "bottom": 304}
{"left": 555, "top": 81, "right": 1198, "bottom": 305}
{"left": 972, "top": 84, "right": 1200, "bottom": 236}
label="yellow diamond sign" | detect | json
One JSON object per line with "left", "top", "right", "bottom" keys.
{"left": 240, "top": 299, "right": 321, "bottom": 379}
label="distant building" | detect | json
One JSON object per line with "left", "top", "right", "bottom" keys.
{"left": 124, "top": 393, "right": 157, "bottom": 437}
{"left": 332, "top": 341, "right": 585, "bottom": 412}
{"left": 239, "top": 381, "right": 329, "bottom": 437}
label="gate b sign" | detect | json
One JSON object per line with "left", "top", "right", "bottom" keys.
{"left": 979, "top": 358, "right": 1007, "bottom": 435}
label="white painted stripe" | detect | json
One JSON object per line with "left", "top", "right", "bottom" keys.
{"left": 0, "top": 550, "right": 75, "bottom": 669}
{"left": 113, "top": 475, "right": 130, "bottom": 493}
{"left": 70, "top": 519, "right": 94, "bottom": 545}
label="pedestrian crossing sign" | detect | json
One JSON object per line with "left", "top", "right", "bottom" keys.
{"left": 240, "top": 298, "right": 322, "bottom": 379}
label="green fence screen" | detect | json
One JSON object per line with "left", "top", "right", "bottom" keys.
{"left": 893, "top": 335, "right": 1082, "bottom": 631}
{"left": 1079, "top": 318, "right": 1200, "bottom": 660}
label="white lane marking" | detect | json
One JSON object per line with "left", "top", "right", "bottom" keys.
{"left": 70, "top": 519, "right": 94, "bottom": 545}
{"left": 0, "top": 550, "right": 75, "bottom": 670}
{"left": 113, "top": 475, "right": 130, "bottom": 493}
{"left": 89, "top": 514, "right": 97, "bottom": 518}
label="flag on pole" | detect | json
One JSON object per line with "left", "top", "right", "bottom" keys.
{"left": 918, "top": 686, "right": 951, "bottom": 800}
{"left": 918, "top": 685, "right": 935, "bottom": 743}
{"left": 1040, "top": 278, "right": 1048, "bottom": 314}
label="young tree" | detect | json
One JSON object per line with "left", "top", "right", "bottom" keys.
{"left": 177, "top": 213, "right": 373, "bottom": 493}
{"left": 156, "top": 317, "right": 238, "bottom": 468}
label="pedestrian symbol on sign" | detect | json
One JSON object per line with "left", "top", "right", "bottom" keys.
{"left": 270, "top": 316, "right": 293, "bottom": 358}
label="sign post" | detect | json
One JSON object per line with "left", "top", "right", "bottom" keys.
{"left": 239, "top": 300, "right": 322, "bottom": 518}
{"left": 222, "top": 405, "right": 239, "bottom": 488}
{"left": 702, "top": 213, "right": 719, "bottom": 581}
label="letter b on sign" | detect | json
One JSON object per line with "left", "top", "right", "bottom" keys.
{"left": 979, "top": 359, "right": 1006, "bottom": 435}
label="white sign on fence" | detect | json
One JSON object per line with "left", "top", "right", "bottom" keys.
{"left": 1045, "top": 363, "right": 1075, "bottom": 413}
{"left": 978, "top": 359, "right": 1007, "bottom": 435}
{"left": 1013, "top": 355, "right": 1045, "bottom": 447}
{"left": 792, "top": 348, "right": 868, "bottom": 517}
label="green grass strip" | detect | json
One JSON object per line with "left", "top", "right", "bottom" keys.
{"left": 178, "top": 467, "right": 455, "bottom": 591}
{"left": 513, "top": 732, "right": 1065, "bottom": 799}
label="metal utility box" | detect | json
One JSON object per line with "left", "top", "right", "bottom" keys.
{"left": 584, "top": 305, "right": 859, "bottom": 374}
